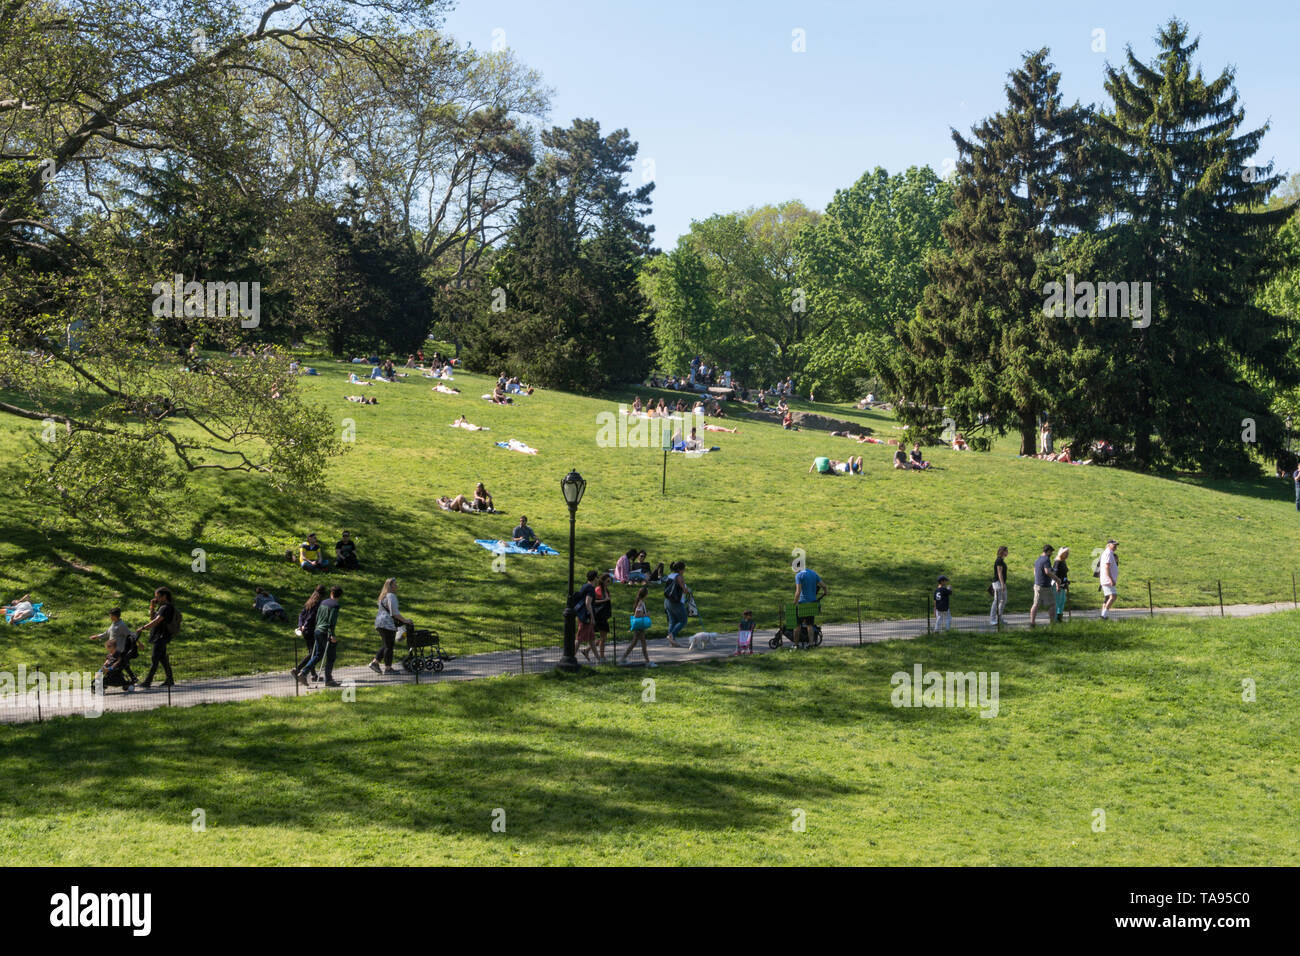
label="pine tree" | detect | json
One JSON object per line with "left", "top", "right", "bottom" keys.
{"left": 1090, "top": 18, "right": 1297, "bottom": 473}
{"left": 889, "top": 49, "right": 1092, "bottom": 454}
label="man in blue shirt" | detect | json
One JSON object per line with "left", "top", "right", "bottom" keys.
{"left": 512, "top": 516, "right": 539, "bottom": 551}
{"left": 793, "top": 564, "right": 827, "bottom": 648}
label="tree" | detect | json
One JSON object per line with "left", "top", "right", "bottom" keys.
{"left": 1090, "top": 18, "right": 1297, "bottom": 473}
{"left": 0, "top": 0, "right": 447, "bottom": 520}
{"left": 889, "top": 49, "right": 1093, "bottom": 454}
{"left": 794, "top": 167, "right": 953, "bottom": 400}
{"left": 644, "top": 201, "right": 819, "bottom": 388}
{"left": 461, "top": 119, "right": 655, "bottom": 392}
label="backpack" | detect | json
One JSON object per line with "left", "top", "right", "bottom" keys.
{"left": 167, "top": 607, "right": 182, "bottom": 639}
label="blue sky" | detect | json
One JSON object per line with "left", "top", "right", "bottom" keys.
{"left": 442, "top": 1, "right": 1300, "bottom": 248}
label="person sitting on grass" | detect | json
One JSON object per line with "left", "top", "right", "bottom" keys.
{"left": 300, "top": 533, "right": 330, "bottom": 571}
{"left": 335, "top": 531, "right": 360, "bottom": 570}
{"left": 490, "top": 384, "right": 513, "bottom": 405}
{"left": 893, "top": 448, "right": 911, "bottom": 470}
{"left": 782, "top": 410, "right": 795, "bottom": 430}
{"left": 909, "top": 443, "right": 931, "bottom": 470}
{"left": 615, "top": 547, "right": 637, "bottom": 584}
{"left": 473, "top": 483, "right": 496, "bottom": 513}
{"left": 952, "top": 433, "right": 970, "bottom": 451}
{"left": 632, "top": 550, "right": 661, "bottom": 582}
{"left": 512, "top": 515, "right": 540, "bottom": 551}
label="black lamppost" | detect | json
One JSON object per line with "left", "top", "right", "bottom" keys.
{"left": 559, "top": 468, "right": 587, "bottom": 672}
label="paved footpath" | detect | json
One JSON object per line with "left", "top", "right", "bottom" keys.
{"left": 3, "top": 601, "right": 1293, "bottom": 723}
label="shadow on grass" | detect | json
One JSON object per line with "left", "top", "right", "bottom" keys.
{"left": 0, "top": 617, "right": 1181, "bottom": 839}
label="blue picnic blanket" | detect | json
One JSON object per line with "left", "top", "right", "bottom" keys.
{"left": 475, "top": 539, "right": 560, "bottom": 556}
{"left": 5, "top": 602, "right": 47, "bottom": 624}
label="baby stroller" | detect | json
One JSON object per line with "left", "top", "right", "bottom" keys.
{"left": 399, "top": 624, "right": 448, "bottom": 674}
{"left": 770, "top": 602, "right": 824, "bottom": 649}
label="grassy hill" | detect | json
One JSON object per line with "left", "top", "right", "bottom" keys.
{"left": 1, "top": 613, "right": 1295, "bottom": 865}
{"left": 2, "top": 353, "right": 1298, "bottom": 679}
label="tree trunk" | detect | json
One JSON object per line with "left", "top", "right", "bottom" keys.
{"left": 1019, "top": 413, "right": 1038, "bottom": 457}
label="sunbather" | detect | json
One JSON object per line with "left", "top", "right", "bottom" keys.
{"left": 2, "top": 594, "right": 35, "bottom": 623}
{"left": 433, "top": 383, "right": 460, "bottom": 394}
{"left": 702, "top": 422, "right": 737, "bottom": 433}
{"left": 451, "top": 415, "right": 487, "bottom": 430}
{"left": 346, "top": 394, "right": 378, "bottom": 404}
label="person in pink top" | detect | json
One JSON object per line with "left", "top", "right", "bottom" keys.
{"left": 614, "top": 548, "right": 636, "bottom": 584}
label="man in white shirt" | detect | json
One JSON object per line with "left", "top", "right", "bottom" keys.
{"left": 1099, "top": 539, "right": 1119, "bottom": 619}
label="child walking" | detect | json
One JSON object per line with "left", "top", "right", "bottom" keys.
{"left": 622, "top": 587, "right": 655, "bottom": 667}
{"left": 934, "top": 576, "right": 953, "bottom": 632}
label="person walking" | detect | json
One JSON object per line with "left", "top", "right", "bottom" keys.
{"left": 934, "top": 576, "right": 953, "bottom": 631}
{"left": 1052, "top": 547, "right": 1071, "bottom": 623}
{"left": 793, "top": 560, "right": 827, "bottom": 648}
{"left": 298, "top": 586, "right": 343, "bottom": 686}
{"left": 294, "top": 585, "right": 327, "bottom": 682}
{"left": 1293, "top": 464, "right": 1300, "bottom": 512}
{"left": 663, "top": 561, "right": 691, "bottom": 647}
{"left": 138, "top": 586, "right": 178, "bottom": 688}
{"left": 1040, "top": 420, "right": 1053, "bottom": 456}
{"left": 1098, "top": 539, "right": 1119, "bottom": 619}
{"left": 990, "top": 546, "right": 1008, "bottom": 625}
{"left": 623, "top": 586, "right": 655, "bottom": 666}
{"left": 369, "top": 578, "right": 412, "bottom": 675}
{"left": 592, "top": 573, "right": 614, "bottom": 663}
{"left": 1029, "top": 545, "right": 1060, "bottom": 627}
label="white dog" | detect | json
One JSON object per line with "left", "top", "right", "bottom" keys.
{"left": 685, "top": 631, "right": 724, "bottom": 651}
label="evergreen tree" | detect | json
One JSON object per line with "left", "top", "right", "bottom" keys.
{"left": 889, "top": 49, "right": 1092, "bottom": 454}
{"left": 463, "top": 119, "right": 655, "bottom": 392}
{"left": 1089, "top": 18, "right": 1297, "bottom": 473}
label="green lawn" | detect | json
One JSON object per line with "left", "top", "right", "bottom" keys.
{"left": 3, "top": 352, "right": 1299, "bottom": 680}
{"left": 1, "top": 613, "right": 1294, "bottom": 865}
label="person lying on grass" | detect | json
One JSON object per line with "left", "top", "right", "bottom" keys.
{"left": 702, "top": 421, "right": 737, "bottom": 433}
{"left": 347, "top": 373, "right": 372, "bottom": 386}
{"left": 810, "top": 456, "right": 861, "bottom": 474}
{"left": 346, "top": 394, "right": 378, "bottom": 404}
{"left": 451, "top": 415, "right": 487, "bottom": 430}
{"left": 433, "top": 383, "right": 461, "bottom": 394}
{"left": 3, "top": 594, "right": 37, "bottom": 622}
{"left": 438, "top": 494, "right": 480, "bottom": 513}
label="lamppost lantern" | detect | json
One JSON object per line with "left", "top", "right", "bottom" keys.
{"left": 558, "top": 468, "right": 586, "bottom": 672}
{"left": 561, "top": 469, "right": 586, "bottom": 511}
